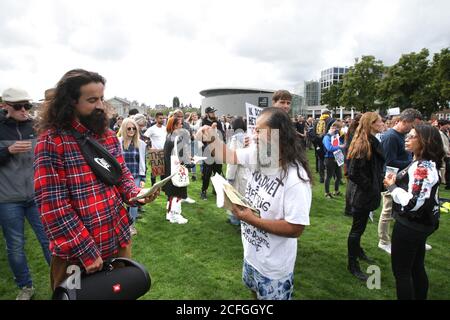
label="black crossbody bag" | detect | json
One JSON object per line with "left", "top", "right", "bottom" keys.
{"left": 71, "top": 130, "right": 123, "bottom": 186}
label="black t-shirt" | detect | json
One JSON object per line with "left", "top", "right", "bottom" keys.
{"left": 296, "top": 122, "right": 306, "bottom": 137}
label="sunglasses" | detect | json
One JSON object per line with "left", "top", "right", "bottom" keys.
{"left": 127, "top": 127, "right": 137, "bottom": 131}
{"left": 7, "top": 102, "right": 33, "bottom": 111}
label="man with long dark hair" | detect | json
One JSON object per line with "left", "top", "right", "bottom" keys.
{"left": 198, "top": 107, "right": 312, "bottom": 300}
{"left": 34, "top": 69, "right": 158, "bottom": 291}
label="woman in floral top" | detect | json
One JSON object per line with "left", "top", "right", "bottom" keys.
{"left": 384, "top": 124, "right": 445, "bottom": 300}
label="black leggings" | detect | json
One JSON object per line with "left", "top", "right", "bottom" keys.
{"left": 201, "top": 163, "right": 223, "bottom": 192}
{"left": 324, "top": 158, "right": 342, "bottom": 194}
{"left": 391, "top": 222, "right": 431, "bottom": 300}
{"left": 347, "top": 208, "right": 370, "bottom": 259}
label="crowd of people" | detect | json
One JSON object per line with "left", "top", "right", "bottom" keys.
{"left": 0, "top": 69, "right": 446, "bottom": 301}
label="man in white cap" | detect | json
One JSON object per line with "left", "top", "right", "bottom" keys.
{"left": 0, "top": 88, "right": 51, "bottom": 300}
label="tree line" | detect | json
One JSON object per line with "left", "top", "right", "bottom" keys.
{"left": 320, "top": 47, "right": 450, "bottom": 118}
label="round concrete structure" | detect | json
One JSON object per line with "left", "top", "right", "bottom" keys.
{"left": 199, "top": 87, "right": 275, "bottom": 117}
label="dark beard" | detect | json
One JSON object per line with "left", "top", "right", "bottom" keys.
{"left": 78, "top": 109, "right": 108, "bottom": 136}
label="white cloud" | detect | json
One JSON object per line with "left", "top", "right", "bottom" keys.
{"left": 0, "top": 0, "right": 449, "bottom": 106}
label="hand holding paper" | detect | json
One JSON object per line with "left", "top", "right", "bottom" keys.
{"left": 129, "top": 172, "right": 176, "bottom": 202}
{"left": 133, "top": 187, "right": 160, "bottom": 204}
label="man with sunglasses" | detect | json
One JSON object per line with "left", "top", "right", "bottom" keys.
{"left": 0, "top": 88, "right": 51, "bottom": 300}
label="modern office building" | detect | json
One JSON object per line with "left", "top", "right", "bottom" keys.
{"left": 304, "top": 81, "right": 321, "bottom": 106}
{"left": 320, "top": 67, "right": 349, "bottom": 91}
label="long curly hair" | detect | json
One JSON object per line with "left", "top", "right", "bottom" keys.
{"left": 347, "top": 112, "right": 380, "bottom": 160}
{"left": 414, "top": 124, "right": 445, "bottom": 169}
{"left": 260, "top": 107, "right": 312, "bottom": 183}
{"left": 35, "top": 69, "right": 106, "bottom": 134}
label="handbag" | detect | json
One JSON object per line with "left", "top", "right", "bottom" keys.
{"left": 71, "top": 130, "right": 123, "bottom": 186}
{"left": 52, "top": 257, "right": 151, "bottom": 300}
{"left": 171, "top": 135, "right": 190, "bottom": 187}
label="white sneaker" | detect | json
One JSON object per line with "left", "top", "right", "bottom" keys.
{"left": 425, "top": 243, "right": 432, "bottom": 251}
{"left": 378, "top": 242, "right": 391, "bottom": 255}
{"left": 130, "top": 225, "right": 138, "bottom": 236}
{"left": 166, "top": 212, "right": 173, "bottom": 221}
{"left": 182, "top": 197, "right": 196, "bottom": 204}
{"left": 170, "top": 213, "right": 188, "bottom": 224}
{"left": 16, "top": 286, "right": 35, "bottom": 300}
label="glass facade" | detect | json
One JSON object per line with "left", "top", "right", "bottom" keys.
{"left": 320, "top": 67, "right": 349, "bottom": 91}
{"left": 304, "top": 81, "right": 320, "bottom": 106}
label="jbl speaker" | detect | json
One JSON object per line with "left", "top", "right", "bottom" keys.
{"left": 52, "top": 257, "right": 151, "bottom": 300}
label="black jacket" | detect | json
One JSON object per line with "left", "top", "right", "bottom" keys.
{"left": 347, "top": 135, "right": 385, "bottom": 211}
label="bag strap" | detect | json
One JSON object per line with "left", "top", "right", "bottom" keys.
{"left": 71, "top": 130, "right": 114, "bottom": 159}
{"left": 173, "top": 135, "right": 179, "bottom": 158}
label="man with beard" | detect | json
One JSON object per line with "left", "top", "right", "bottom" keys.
{"left": 200, "top": 106, "right": 225, "bottom": 200}
{"left": 197, "top": 107, "right": 312, "bottom": 300}
{"left": 34, "top": 69, "right": 159, "bottom": 291}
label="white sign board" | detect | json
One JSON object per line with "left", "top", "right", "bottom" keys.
{"left": 245, "top": 103, "right": 263, "bottom": 133}
{"left": 387, "top": 107, "right": 401, "bottom": 116}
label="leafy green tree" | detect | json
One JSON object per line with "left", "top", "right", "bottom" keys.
{"left": 320, "top": 81, "right": 343, "bottom": 113}
{"left": 172, "top": 96, "right": 180, "bottom": 109}
{"left": 431, "top": 47, "right": 450, "bottom": 110}
{"left": 339, "top": 55, "right": 384, "bottom": 113}
{"left": 377, "top": 48, "right": 440, "bottom": 117}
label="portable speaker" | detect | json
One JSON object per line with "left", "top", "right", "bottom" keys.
{"left": 52, "top": 257, "right": 151, "bottom": 300}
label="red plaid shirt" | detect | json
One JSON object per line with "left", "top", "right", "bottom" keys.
{"left": 34, "top": 120, "right": 139, "bottom": 268}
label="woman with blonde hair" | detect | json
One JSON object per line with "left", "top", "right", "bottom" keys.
{"left": 118, "top": 118, "right": 147, "bottom": 235}
{"left": 346, "top": 112, "right": 385, "bottom": 281}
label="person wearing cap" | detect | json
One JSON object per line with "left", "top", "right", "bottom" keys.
{"left": 0, "top": 88, "right": 51, "bottom": 300}
{"left": 200, "top": 106, "right": 225, "bottom": 200}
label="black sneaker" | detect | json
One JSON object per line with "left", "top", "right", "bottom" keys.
{"left": 192, "top": 175, "right": 197, "bottom": 182}
{"left": 200, "top": 191, "right": 207, "bottom": 200}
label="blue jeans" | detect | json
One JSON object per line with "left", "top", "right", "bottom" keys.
{"left": 242, "top": 260, "right": 294, "bottom": 300}
{"left": 191, "top": 141, "right": 198, "bottom": 175}
{"left": 0, "top": 200, "right": 51, "bottom": 288}
{"left": 129, "top": 177, "right": 144, "bottom": 222}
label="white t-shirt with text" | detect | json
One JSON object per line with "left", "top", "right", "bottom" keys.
{"left": 236, "top": 146, "right": 311, "bottom": 279}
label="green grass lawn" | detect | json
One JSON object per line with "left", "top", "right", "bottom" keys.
{"left": 1, "top": 150, "right": 449, "bottom": 300}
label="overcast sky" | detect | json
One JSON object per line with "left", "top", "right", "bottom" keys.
{"left": 1, "top": 0, "right": 449, "bottom": 107}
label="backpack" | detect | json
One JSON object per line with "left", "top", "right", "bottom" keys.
{"left": 316, "top": 119, "right": 327, "bottom": 136}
